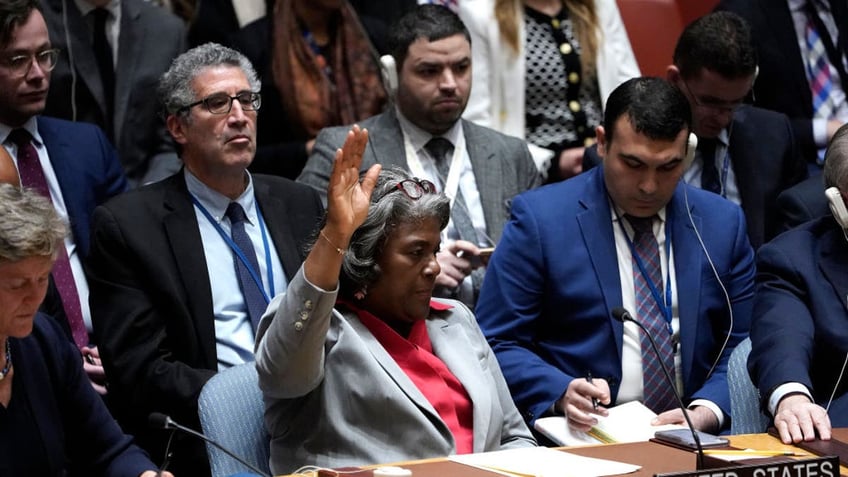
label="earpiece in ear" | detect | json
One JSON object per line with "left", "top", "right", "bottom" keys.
{"left": 826, "top": 187, "right": 848, "bottom": 229}
{"left": 380, "top": 55, "right": 398, "bottom": 96}
{"left": 684, "top": 133, "right": 698, "bottom": 169}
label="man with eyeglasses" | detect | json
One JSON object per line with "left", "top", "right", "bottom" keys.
{"left": 0, "top": 0, "right": 127, "bottom": 394}
{"left": 40, "top": 0, "right": 186, "bottom": 187}
{"left": 85, "top": 43, "right": 323, "bottom": 477}
{"left": 666, "top": 11, "right": 807, "bottom": 249}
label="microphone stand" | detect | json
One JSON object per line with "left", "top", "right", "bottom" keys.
{"left": 149, "top": 413, "right": 271, "bottom": 477}
{"left": 612, "top": 307, "right": 706, "bottom": 470}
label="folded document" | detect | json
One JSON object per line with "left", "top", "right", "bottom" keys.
{"left": 534, "top": 401, "right": 686, "bottom": 446}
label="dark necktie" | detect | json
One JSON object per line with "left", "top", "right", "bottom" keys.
{"left": 9, "top": 129, "right": 88, "bottom": 349}
{"left": 697, "top": 138, "right": 721, "bottom": 194}
{"left": 92, "top": 8, "right": 114, "bottom": 138}
{"left": 225, "top": 202, "right": 266, "bottom": 331}
{"left": 425, "top": 137, "right": 479, "bottom": 245}
{"left": 625, "top": 215, "right": 677, "bottom": 413}
{"left": 426, "top": 137, "right": 484, "bottom": 300}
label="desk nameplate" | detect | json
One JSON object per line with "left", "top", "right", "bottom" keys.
{"left": 655, "top": 456, "right": 840, "bottom": 477}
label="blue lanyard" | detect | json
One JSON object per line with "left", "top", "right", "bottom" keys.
{"left": 618, "top": 215, "right": 674, "bottom": 336}
{"left": 190, "top": 195, "right": 274, "bottom": 304}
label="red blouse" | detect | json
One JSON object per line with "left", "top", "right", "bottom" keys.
{"left": 347, "top": 300, "right": 475, "bottom": 454}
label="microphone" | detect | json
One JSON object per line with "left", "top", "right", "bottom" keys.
{"left": 611, "top": 307, "right": 706, "bottom": 470}
{"left": 148, "top": 412, "right": 271, "bottom": 477}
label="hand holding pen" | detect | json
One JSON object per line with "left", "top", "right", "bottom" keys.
{"left": 559, "top": 373, "right": 611, "bottom": 432}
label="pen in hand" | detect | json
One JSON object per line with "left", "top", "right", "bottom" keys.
{"left": 587, "top": 371, "right": 599, "bottom": 411}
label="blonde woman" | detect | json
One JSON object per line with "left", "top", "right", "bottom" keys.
{"left": 459, "top": 0, "right": 639, "bottom": 181}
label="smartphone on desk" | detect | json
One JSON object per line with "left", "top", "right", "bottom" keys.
{"left": 654, "top": 429, "right": 729, "bottom": 449}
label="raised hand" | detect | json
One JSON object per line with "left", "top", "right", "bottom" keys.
{"left": 325, "top": 125, "right": 382, "bottom": 238}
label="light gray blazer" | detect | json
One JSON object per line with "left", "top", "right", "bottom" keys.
{"left": 255, "top": 267, "right": 536, "bottom": 474}
{"left": 297, "top": 109, "right": 541, "bottom": 244}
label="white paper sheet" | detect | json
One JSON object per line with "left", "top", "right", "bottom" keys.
{"left": 448, "top": 446, "right": 641, "bottom": 477}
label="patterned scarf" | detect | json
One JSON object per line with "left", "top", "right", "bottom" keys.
{"left": 271, "top": 0, "right": 387, "bottom": 138}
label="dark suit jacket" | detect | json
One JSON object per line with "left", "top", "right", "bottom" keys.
{"left": 42, "top": 0, "right": 187, "bottom": 185}
{"left": 476, "top": 166, "right": 756, "bottom": 426}
{"left": 298, "top": 108, "right": 541, "bottom": 243}
{"left": 716, "top": 0, "right": 848, "bottom": 164}
{"left": 749, "top": 216, "right": 848, "bottom": 425}
{"left": 86, "top": 172, "right": 323, "bottom": 476}
{"left": 776, "top": 174, "right": 830, "bottom": 232}
{"left": 37, "top": 116, "right": 128, "bottom": 257}
{"left": 584, "top": 106, "right": 806, "bottom": 249}
{"left": 0, "top": 315, "right": 154, "bottom": 476}
{"left": 188, "top": 0, "right": 274, "bottom": 47}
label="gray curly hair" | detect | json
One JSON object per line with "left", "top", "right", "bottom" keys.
{"left": 339, "top": 168, "right": 450, "bottom": 297}
{"left": 0, "top": 184, "right": 67, "bottom": 262}
{"left": 158, "top": 42, "right": 261, "bottom": 116}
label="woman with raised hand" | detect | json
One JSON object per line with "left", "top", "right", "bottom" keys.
{"left": 255, "top": 126, "right": 535, "bottom": 474}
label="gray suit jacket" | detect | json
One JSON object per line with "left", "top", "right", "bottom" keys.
{"left": 42, "top": 0, "right": 187, "bottom": 185}
{"left": 255, "top": 267, "right": 536, "bottom": 474}
{"left": 297, "top": 109, "right": 541, "bottom": 243}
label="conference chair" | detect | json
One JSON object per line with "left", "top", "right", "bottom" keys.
{"left": 728, "top": 337, "right": 770, "bottom": 434}
{"left": 198, "top": 362, "right": 271, "bottom": 477}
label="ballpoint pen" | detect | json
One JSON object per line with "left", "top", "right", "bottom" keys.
{"left": 587, "top": 371, "right": 599, "bottom": 411}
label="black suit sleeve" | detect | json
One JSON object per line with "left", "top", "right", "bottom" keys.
{"left": 87, "top": 205, "right": 216, "bottom": 429}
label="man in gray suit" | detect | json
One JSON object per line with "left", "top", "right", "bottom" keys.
{"left": 40, "top": 0, "right": 186, "bottom": 186}
{"left": 298, "top": 4, "right": 540, "bottom": 306}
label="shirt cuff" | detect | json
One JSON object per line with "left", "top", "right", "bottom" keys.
{"left": 768, "top": 382, "right": 813, "bottom": 416}
{"left": 688, "top": 399, "right": 724, "bottom": 429}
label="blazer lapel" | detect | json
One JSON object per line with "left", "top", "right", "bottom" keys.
{"left": 463, "top": 120, "right": 505, "bottom": 241}
{"left": 726, "top": 110, "right": 764, "bottom": 245}
{"left": 577, "top": 168, "right": 624, "bottom": 358}
{"left": 253, "top": 178, "right": 302, "bottom": 281}
{"left": 763, "top": 0, "right": 812, "bottom": 109}
{"left": 345, "top": 312, "right": 450, "bottom": 437}
{"left": 114, "top": 1, "right": 143, "bottom": 142}
{"left": 669, "top": 185, "right": 703, "bottom": 393}
{"left": 38, "top": 118, "right": 89, "bottom": 253}
{"left": 819, "top": 226, "right": 848, "bottom": 312}
{"left": 427, "top": 316, "right": 492, "bottom": 453}
{"left": 162, "top": 175, "right": 217, "bottom": 367}
{"left": 365, "top": 110, "right": 408, "bottom": 170}
{"left": 63, "top": 2, "right": 109, "bottom": 118}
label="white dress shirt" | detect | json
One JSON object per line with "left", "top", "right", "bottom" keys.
{"left": 185, "top": 169, "right": 287, "bottom": 370}
{"left": 611, "top": 203, "right": 723, "bottom": 426}
{"left": 683, "top": 129, "right": 740, "bottom": 205}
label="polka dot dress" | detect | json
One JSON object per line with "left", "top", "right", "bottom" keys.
{"left": 523, "top": 6, "right": 602, "bottom": 157}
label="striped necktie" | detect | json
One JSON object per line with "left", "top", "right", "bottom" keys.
{"left": 626, "top": 214, "right": 677, "bottom": 413}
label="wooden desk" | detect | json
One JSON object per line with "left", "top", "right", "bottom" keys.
{"left": 281, "top": 432, "right": 848, "bottom": 477}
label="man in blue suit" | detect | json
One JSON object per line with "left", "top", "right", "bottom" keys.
{"left": 749, "top": 124, "right": 848, "bottom": 444}
{"left": 0, "top": 0, "right": 127, "bottom": 393}
{"left": 476, "top": 77, "right": 755, "bottom": 434}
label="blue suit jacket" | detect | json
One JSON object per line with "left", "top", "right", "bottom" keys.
{"left": 37, "top": 116, "right": 128, "bottom": 256}
{"left": 749, "top": 216, "right": 848, "bottom": 424}
{"left": 476, "top": 166, "right": 755, "bottom": 426}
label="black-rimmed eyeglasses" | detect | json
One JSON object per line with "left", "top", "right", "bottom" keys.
{"left": 179, "top": 91, "right": 262, "bottom": 115}
{"left": 376, "top": 179, "right": 437, "bottom": 202}
{"left": 0, "top": 48, "right": 60, "bottom": 78}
